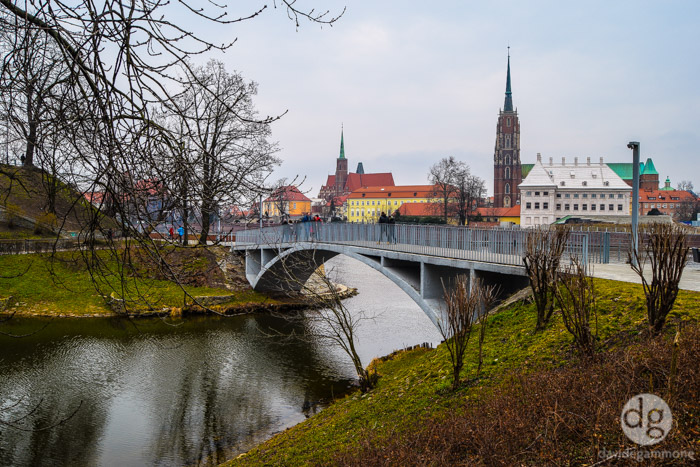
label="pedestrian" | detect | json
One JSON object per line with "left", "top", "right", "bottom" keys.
{"left": 388, "top": 213, "right": 396, "bottom": 244}
{"left": 169, "top": 226, "right": 174, "bottom": 241}
{"left": 177, "top": 226, "right": 184, "bottom": 244}
{"left": 378, "top": 212, "right": 388, "bottom": 243}
{"left": 301, "top": 213, "right": 311, "bottom": 241}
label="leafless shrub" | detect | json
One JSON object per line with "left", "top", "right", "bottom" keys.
{"left": 439, "top": 275, "right": 496, "bottom": 390}
{"left": 629, "top": 222, "right": 689, "bottom": 335}
{"left": 554, "top": 256, "right": 597, "bottom": 357}
{"left": 522, "top": 226, "right": 570, "bottom": 331}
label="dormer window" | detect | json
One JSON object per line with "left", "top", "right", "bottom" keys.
{"left": 560, "top": 181, "right": 566, "bottom": 186}
{"left": 570, "top": 171, "right": 575, "bottom": 178}
{"left": 604, "top": 181, "right": 610, "bottom": 186}
{"left": 413, "top": 192, "right": 417, "bottom": 197}
{"left": 582, "top": 181, "right": 587, "bottom": 186}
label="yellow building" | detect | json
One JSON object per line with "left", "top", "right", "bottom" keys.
{"left": 263, "top": 186, "right": 311, "bottom": 220}
{"left": 345, "top": 185, "right": 441, "bottom": 223}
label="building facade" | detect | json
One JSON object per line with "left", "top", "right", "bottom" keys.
{"left": 345, "top": 185, "right": 440, "bottom": 223}
{"left": 519, "top": 154, "right": 632, "bottom": 227}
{"left": 263, "top": 186, "right": 311, "bottom": 221}
{"left": 493, "top": 52, "right": 522, "bottom": 209}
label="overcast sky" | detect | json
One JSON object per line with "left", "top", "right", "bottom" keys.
{"left": 199, "top": 1, "right": 699, "bottom": 196}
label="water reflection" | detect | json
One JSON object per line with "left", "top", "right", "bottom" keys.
{"left": 0, "top": 256, "right": 441, "bottom": 466}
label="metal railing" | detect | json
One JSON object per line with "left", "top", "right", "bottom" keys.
{"left": 234, "top": 223, "right": 596, "bottom": 269}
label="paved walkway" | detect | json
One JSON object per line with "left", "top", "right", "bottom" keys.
{"left": 590, "top": 262, "right": 700, "bottom": 292}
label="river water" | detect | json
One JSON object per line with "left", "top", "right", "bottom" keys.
{"left": 0, "top": 256, "right": 441, "bottom": 466}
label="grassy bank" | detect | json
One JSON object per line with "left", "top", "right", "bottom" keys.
{"left": 229, "top": 279, "right": 700, "bottom": 465}
{"left": 0, "top": 249, "right": 273, "bottom": 316}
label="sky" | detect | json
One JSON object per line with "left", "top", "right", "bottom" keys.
{"left": 194, "top": 1, "right": 699, "bottom": 197}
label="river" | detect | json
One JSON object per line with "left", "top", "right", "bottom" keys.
{"left": 0, "top": 256, "right": 441, "bottom": 466}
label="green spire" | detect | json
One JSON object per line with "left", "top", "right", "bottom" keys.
{"left": 339, "top": 125, "right": 345, "bottom": 159}
{"left": 504, "top": 48, "right": 513, "bottom": 112}
{"left": 641, "top": 157, "right": 658, "bottom": 175}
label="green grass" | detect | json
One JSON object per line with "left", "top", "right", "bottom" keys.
{"left": 229, "top": 279, "right": 700, "bottom": 465}
{"left": 0, "top": 251, "right": 271, "bottom": 316}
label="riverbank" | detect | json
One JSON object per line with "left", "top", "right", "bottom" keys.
{"left": 0, "top": 247, "right": 356, "bottom": 318}
{"left": 228, "top": 278, "right": 700, "bottom": 465}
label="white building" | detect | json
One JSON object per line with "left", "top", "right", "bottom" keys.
{"left": 519, "top": 154, "right": 632, "bottom": 227}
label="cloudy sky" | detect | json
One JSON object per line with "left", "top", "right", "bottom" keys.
{"left": 199, "top": 1, "right": 699, "bottom": 196}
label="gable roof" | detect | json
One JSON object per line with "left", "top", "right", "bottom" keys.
{"left": 475, "top": 205, "right": 521, "bottom": 218}
{"left": 397, "top": 202, "right": 441, "bottom": 217}
{"left": 345, "top": 173, "right": 395, "bottom": 192}
{"left": 520, "top": 160, "right": 629, "bottom": 190}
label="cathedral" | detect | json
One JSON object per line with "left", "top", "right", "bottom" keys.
{"left": 493, "top": 51, "right": 522, "bottom": 208}
{"left": 318, "top": 128, "right": 394, "bottom": 202}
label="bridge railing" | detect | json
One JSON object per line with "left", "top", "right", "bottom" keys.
{"left": 234, "top": 223, "right": 595, "bottom": 268}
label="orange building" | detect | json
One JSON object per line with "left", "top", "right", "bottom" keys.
{"left": 263, "top": 186, "right": 311, "bottom": 220}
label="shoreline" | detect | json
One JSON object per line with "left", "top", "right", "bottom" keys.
{"left": 0, "top": 283, "right": 358, "bottom": 319}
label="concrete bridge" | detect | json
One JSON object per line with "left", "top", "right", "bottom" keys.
{"left": 231, "top": 223, "right": 596, "bottom": 328}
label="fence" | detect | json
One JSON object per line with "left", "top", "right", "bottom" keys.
{"left": 235, "top": 223, "right": 594, "bottom": 269}
{"left": 0, "top": 238, "right": 82, "bottom": 255}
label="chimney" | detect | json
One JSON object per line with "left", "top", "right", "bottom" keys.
{"left": 549, "top": 156, "right": 553, "bottom": 166}
{"left": 537, "top": 152, "right": 541, "bottom": 162}
{"left": 587, "top": 156, "right": 591, "bottom": 165}
{"left": 574, "top": 157, "right": 578, "bottom": 166}
{"left": 562, "top": 157, "right": 566, "bottom": 165}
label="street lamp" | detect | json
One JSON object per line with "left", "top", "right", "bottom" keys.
{"left": 627, "top": 141, "right": 640, "bottom": 267}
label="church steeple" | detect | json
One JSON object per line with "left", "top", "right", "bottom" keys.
{"left": 339, "top": 125, "right": 345, "bottom": 159}
{"left": 504, "top": 48, "right": 513, "bottom": 112}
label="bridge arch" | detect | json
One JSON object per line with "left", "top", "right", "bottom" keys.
{"left": 245, "top": 243, "right": 449, "bottom": 328}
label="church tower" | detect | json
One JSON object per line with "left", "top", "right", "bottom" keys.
{"left": 334, "top": 126, "right": 348, "bottom": 197}
{"left": 493, "top": 51, "right": 522, "bottom": 208}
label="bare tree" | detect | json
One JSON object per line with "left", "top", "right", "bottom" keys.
{"left": 454, "top": 170, "right": 486, "bottom": 226}
{"left": 553, "top": 256, "right": 596, "bottom": 357}
{"left": 270, "top": 250, "right": 378, "bottom": 392}
{"left": 674, "top": 197, "right": 699, "bottom": 222}
{"left": 676, "top": 180, "right": 694, "bottom": 192}
{"left": 0, "top": 0, "right": 343, "bottom": 310}
{"left": 438, "top": 275, "right": 495, "bottom": 390}
{"left": 522, "top": 227, "right": 570, "bottom": 331}
{"left": 629, "top": 223, "right": 689, "bottom": 335}
{"left": 428, "top": 156, "right": 462, "bottom": 224}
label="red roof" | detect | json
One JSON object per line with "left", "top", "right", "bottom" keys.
{"left": 638, "top": 190, "right": 695, "bottom": 203}
{"left": 326, "top": 194, "right": 349, "bottom": 207}
{"left": 475, "top": 206, "right": 521, "bottom": 218}
{"left": 348, "top": 185, "right": 439, "bottom": 199}
{"left": 321, "top": 172, "right": 395, "bottom": 194}
{"left": 264, "top": 185, "right": 311, "bottom": 203}
{"left": 397, "top": 202, "right": 441, "bottom": 217}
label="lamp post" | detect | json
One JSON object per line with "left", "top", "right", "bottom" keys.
{"left": 627, "top": 141, "right": 640, "bottom": 267}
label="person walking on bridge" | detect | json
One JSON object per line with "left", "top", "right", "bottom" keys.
{"left": 378, "top": 212, "right": 388, "bottom": 244}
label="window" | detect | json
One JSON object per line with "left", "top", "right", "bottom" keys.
{"left": 556, "top": 193, "right": 562, "bottom": 198}
{"left": 565, "top": 194, "right": 571, "bottom": 198}
{"left": 574, "top": 193, "right": 579, "bottom": 198}
{"left": 618, "top": 204, "right": 623, "bottom": 211}
{"left": 526, "top": 202, "right": 532, "bottom": 209}
{"left": 582, "top": 194, "right": 588, "bottom": 198}
{"left": 507, "top": 117, "right": 511, "bottom": 127}
{"left": 526, "top": 191, "right": 532, "bottom": 196}
{"left": 556, "top": 203, "right": 561, "bottom": 210}
{"left": 574, "top": 204, "right": 579, "bottom": 211}
{"left": 608, "top": 194, "right": 614, "bottom": 199}
{"left": 609, "top": 204, "right": 614, "bottom": 211}
{"left": 560, "top": 181, "right": 566, "bottom": 186}
{"left": 505, "top": 183, "right": 510, "bottom": 194}
{"left": 591, "top": 204, "right": 596, "bottom": 211}
{"left": 388, "top": 193, "right": 392, "bottom": 197}
{"left": 505, "top": 155, "right": 511, "bottom": 164}
{"left": 618, "top": 194, "right": 624, "bottom": 199}
{"left": 582, "top": 204, "right": 587, "bottom": 211}
{"left": 535, "top": 191, "right": 540, "bottom": 196}
{"left": 372, "top": 200, "right": 375, "bottom": 205}
{"left": 534, "top": 202, "right": 540, "bottom": 209}
{"left": 669, "top": 203, "right": 674, "bottom": 209}
{"left": 662, "top": 204, "right": 667, "bottom": 208}
{"left": 543, "top": 202, "right": 549, "bottom": 209}
{"left": 565, "top": 204, "right": 570, "bottom": 210}
{"left": 600, "top": 204, "right": 605, "bottom": 211}
{"left": 543, "top": 191, "right": 549, "bottom": 196}
{"left": 505, "top": 167, "right": 511, "bottom": 179}
{"left": 582, "top": 181, "right": 588, "bottom": 186}
{"left": 413, "top": 192, "right": 417, "bottom": 197}
{"left": 649, "top": 197, "right": 656, "bottom": 200}
{"left": 361, "top": 201, "right": 364, "bottom": 206}
{"left": 591, "top": 193, "right": 597, "bottom": 199}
